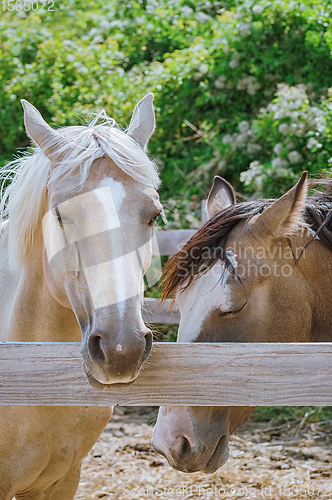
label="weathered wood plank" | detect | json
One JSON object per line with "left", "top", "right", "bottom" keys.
{"left": 154, "top": 229, "right": 196, "bottom": 255}
{"left": 0, "top": 343, "right": 332, "bottom": 406}
{"left": 201, "top": 200, "right": 208, "bottom": 225}
{"left": 142, "top": 298, "right": 179, "bottom": 324}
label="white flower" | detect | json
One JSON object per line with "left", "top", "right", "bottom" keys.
{"left": 246, "top": 77, "right": 261, "bottom": 95}
{"left": 273, "top": 143, "right": 283, "bottom": 156}
{"left": 195, "top": 12, "right": 211, "bottom": 23}
{"left": 235, "top": 133, "right": 248, "bottom": 146}
{"left": 199, "top": 64, "right": 209, "bottom": 75}
{"left": 267, "top": 103, "right": 278, "bottom": 112}
{"left": 272, "top": 157, "right": 288, "bottom": 169}
{"left": 254, "top": 176, "right": 264, "bottom": 191}
{"left": 92, "top": 35, "right": 104, "bottom": 44}
{"left": 252, "top": 5, "right": 264, "bottom": 14}
{"left": 229, "top": 59, "right": 239, "bottom": 69}
{"left": 66, "top": 54, "right": 76, "bottom": 62}
{"left": 73, "top": 62, "right": 89, "bottom": 74}
{"left": 290, "top": 111, "right": 299, "bottom": 120}
{"left": 236, "top": 78, "right": 247, "bottom": 91}
{"left": 288, "top": 150, "right": 303, "bottom": 164}
{"left": 238, "top": 120, "right": 250, "bottom": 133}
{"left": 240, "top": 161, "right": 264, "bottom": 186}
{"left": 193, "top": 72, "right": 203, "bottom": 81}
{"left": 278, "top": 123, "right": 289, "bottom": 135}
{"left": 214, "top": 76, "right": 226, "bottom": 89}
{"left": 275, "top": 167, "right": 288, "bottom": 177}
{"left": 222, "top": 134, "right": 233, "bottom": 144}
{"left": 181, "top": 5, "right": 193, "bottom": 17}
{"left": 240, "top": 170, "right": 251, "bottom": 184}
{"left": 247, "top": 143, "right": 262, "bottom": 154}
{"left": 307, "top": 137, "right": 318, "bottom": 149}
{"left": 237, "top": 22, "right": 252, "bottom": 36}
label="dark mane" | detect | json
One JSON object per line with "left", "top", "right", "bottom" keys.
{"left": 161, "top": 178, "right": 332, "bottom": 301}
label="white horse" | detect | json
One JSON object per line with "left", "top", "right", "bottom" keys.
{"left": 0, "top": 94, "right": 162, "bottom": 499}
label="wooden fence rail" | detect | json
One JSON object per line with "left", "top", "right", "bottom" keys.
{"left": 0, "top": 342, "right": 331, "bottom": 406}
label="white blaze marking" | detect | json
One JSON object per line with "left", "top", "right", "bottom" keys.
{"left": 84, "top": 250, "right": 142, "bottom": 309}
{"left": 116, "top": 344, "right": 123, "bottom": 352}
{"left": 94, "top": 178, "right": 127, "bottom": 317}
{"left": 176, "top": 261, "right": 235, "bottom": 342}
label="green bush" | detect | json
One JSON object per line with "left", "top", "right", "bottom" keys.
{"left": 1, "top": 0, "right": 332, "bottom": 224}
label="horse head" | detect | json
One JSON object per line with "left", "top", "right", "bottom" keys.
{"left": 13, "top": 96, "right": 162, "bottom": 386}
{"left": 153, "top": 172, "right": 332, "bottom": 472}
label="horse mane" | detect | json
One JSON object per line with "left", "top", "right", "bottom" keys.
{"left": 0, "top": 110, "right": 160, "bottom": 270}
{"left": 161, "top": 178, "right": 332, "bottom": 301}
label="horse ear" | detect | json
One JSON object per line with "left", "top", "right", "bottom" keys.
{"left": 127, "top": 93, "right": 155, "bottom": 150}
{"left": 21, "top": 100, "right": 59, "bottom": 158}
{"left": 251, "top": 171, "right": 308, "bottom": 239}
{"left": 207, "top": 176, "right": 236, "bottom": 219}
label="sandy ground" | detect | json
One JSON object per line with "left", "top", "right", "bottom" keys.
{"left": 74, "top": 408, "right": 332, "bottom": 500}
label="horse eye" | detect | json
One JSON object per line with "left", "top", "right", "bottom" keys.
{"left": 219, "top": 303, "right": 247, "bottom": 318}
{"left": 51, "top": 208, "right": 73, "bottom": 227}
{"left": 148, "top": 213, "right": 160, "bottom": 227}
{"left": 53, "top": 213, "right": 73, "bottom": 227}
{"left": 58, "top": 216, "right": 73, "bottom": 226}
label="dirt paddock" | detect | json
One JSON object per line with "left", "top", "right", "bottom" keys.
{"left": 75, "top": 408, "right": 332, "bottom": 500}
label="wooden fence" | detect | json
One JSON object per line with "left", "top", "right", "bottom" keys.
{"left": 0, "top": 342, "right": 331, "bottom": 406}
{"left": 1, "top": 204, "right": 331, "bottom": 407}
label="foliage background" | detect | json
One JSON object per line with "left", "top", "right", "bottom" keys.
{"left": 2, "top": 0, "right": 332, "bottom": 420}
{"left": 2, "top": 0, "right": 332, "bottom": 227}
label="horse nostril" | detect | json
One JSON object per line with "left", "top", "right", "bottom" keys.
{"left": 88, "top": 333, "right": 106, "bottom": 364}
{"left": 171, "top": 436, "right": 192, "bottom": 461}
{"left": 141, "top": 330, "right": 153, "bottom": 362}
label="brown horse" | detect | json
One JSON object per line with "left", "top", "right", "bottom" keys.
{"left": 153, "top": 172, "right": 332, "bottom": 473}
{"left": 0, "top": 95, "right": 162, "bottom": 499}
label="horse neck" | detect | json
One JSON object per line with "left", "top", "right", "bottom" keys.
{"left": 7, "top": 224, "right": 80, "bottom": 343}
{"left": 294, "top": 234, "right": 332, "bottom": 341}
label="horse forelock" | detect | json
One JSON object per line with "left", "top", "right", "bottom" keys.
{"left": 161, "top": 180, "right": 332, "bottom": 302}
{"left": 160, "top": 201, "right": 269, "bottom": 302}
{"left": 0, "top": 112, "right": 160, "bottom": 271}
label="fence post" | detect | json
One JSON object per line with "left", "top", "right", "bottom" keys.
{"left": 201, "top": 199, "right": 208, "bottom": 225}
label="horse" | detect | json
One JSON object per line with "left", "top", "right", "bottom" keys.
{"left": 152, "top": 171, "right": 332, "bottom": 473}
{"left": 0, "top": 94, "right": 162, "bottom": 499}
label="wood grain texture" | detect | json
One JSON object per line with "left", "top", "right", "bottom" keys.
{"left": 0, "top": 342, "right": 331, "bottom": 406}
{"left": 142, "top": 298, "right": 179, "bottom": 324}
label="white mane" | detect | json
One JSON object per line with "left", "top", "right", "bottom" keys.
{"left": 0, "top": 111, "right": 160, "bottom": 270}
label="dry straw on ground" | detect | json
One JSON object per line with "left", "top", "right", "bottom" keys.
{"left": 75, "top": 408, "right": 332, "bottom": 500}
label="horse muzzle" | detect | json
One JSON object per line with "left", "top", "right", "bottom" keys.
{"left": 152, "top": 431, "right": 229, "bottom": 473}
{"left": 81, "top": 327, "right": 152, "bottom": 385}
{"left": 152, "top": 406, "right": 230, "bottom": 473}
